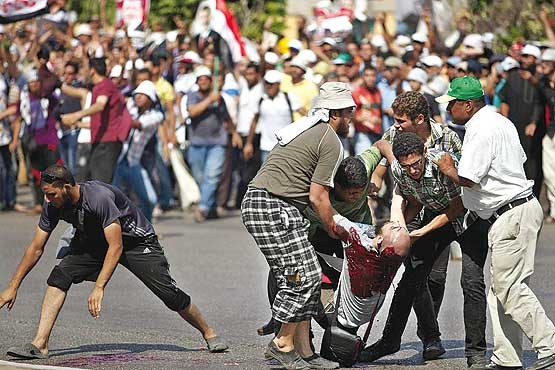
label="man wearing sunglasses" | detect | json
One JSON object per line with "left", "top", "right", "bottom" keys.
{"left": 0, "top": 165, "right": 227, "bottom": 359}
{"left": 361, "top": 132, "right": 489, "bottom": 369}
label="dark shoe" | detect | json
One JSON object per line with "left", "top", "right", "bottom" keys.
{"left": 527, "top": 353, "right": 555, "bottom": 370}
{"left": 264, "top": 340, "right": 310, "bottom": 370}
{"left": 468, "top": 355, "right": 489, "bottom": 368}
{"left": 257, "top": 318, "right": 275, "bottom": 336}
{"left": 205, "top": 336, "right": 228, "bottom": 353}
{"left": 6, "top": 343, "right": 49, "bottom": 359}
{"left": 302, "top": 354, "right": 339, "bottom": 369}
{"left": 422, "top": 338, "right": 446, "bottom": 360}
{"left": 358, "top": 339, "right": 400, "bottom": 363}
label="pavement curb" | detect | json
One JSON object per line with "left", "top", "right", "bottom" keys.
{"left": 0, "top": 360, "right": 85, "bottom": 370}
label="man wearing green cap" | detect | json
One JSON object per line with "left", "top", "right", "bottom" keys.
{"left": 435, "top": 76, "right": 555, "bottom": 370}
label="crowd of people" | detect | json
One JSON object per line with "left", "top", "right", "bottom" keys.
{"left": 1, "top": 0, "right": 555, "bottom": 369}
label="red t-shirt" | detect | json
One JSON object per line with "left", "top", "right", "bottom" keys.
{"left": 352, "top": 86, "right": 382, "bottom": 135}
{"left": 90, "top": 78, "right": 131, "bottom": 144}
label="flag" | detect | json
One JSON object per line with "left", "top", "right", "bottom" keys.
{"left": 0, "top": 0, "right": 50, "bottom": 24}
{"left": 192, "top": 0, "right": 246, "bottom": 63}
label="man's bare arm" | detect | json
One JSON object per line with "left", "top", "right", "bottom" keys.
{"left": 88, "top": 221, "right": 123, "bottom": 318}
{"left": 309, "top": 182, "right": 346, "bottom": 239}
{"left": 410, "top": 196, "right": 465, "bottom": 240}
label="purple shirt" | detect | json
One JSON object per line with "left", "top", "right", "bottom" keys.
{"left": 30, "top": 94, "right": 59, "bottom": 147}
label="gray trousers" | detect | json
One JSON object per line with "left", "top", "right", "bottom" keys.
{"left": 488, "top": 198, "right": 555, "bottom": 366}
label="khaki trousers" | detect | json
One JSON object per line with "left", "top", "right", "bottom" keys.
{"left": 488, "top": 198, "right": 555, "bottom": 367}
{"left": 543, "top": 133, "right": 555, "bottom": 217}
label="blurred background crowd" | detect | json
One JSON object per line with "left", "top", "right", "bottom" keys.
{"left": 1, "top": 0, "right": 555, "bottom": 224}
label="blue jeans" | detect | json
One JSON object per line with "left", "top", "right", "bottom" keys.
{"left": 187, "top": 144, "right": 226, "bottom": 212}
{"left": 59, "top": 130, "right": 79, "bottom": 174}
{"left": 261, "top": 150, "right": 270, "bottom": 164}
{"left": 155, "top": 148, "right": 173, "bottom": 209}
{"left": 354, "top": 132, "right": 381, "bottom": 155}
{"left": 112, "top": 159, "right": 158, "bottom": 221}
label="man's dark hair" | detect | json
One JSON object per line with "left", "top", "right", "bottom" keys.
{"left": 136, "top": 68, "right": 152, "bottom": 79}
{"left": 37, "top": 46, "right": 50, "bottom": 61}
{"left": 363, "top": 65, "right": 377, "bottom": 73}
{"left": 392, "top": 132, "right": 425, "bottom": 159}
{"left": 391, "top": 91, "right": 430, "bottom": 124}
{"left": 41, "top": 165, "right": 76, "bottom": 186}
{"left": 89, "top": 58, "right": 107, "bottom": 76}
{"left": 65, "top": 61, "right": 79, "bottom": 74}
{"left": 246, "top": 62, "right": 260, "bottom": 73}
{"left": 335, "top": 157, "right": 368, "bottom": 188}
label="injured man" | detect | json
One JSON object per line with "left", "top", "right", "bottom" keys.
{"left": 330, "top": 215, "right": 411, "bottom": 333}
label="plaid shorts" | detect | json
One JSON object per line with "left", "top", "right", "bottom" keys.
{"left": 241, "top": 188, "right": 322, "bottom": 323}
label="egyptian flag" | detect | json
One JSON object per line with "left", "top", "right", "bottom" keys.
{"left": 192, "top": 0, "right": 246, "bottom": 63}
{"left": 0, "top": 0, "right": 51, "bottom": 24}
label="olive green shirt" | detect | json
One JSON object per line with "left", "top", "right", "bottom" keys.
{"left": 304, "top": 146, "right": 383, "bottom": 236}
{"left": 250, "top": 123, "right": 344, "bottom": 210}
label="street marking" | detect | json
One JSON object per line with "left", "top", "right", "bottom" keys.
{"left": 0, "top": 360, "right": 85, "bottom": 370}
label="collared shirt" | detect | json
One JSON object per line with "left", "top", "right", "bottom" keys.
{"left": 457, "top": 107, "right": 533, "bottom": 219}
{"left": 280, "top": 75, "right": 319, "bottom": 119}
{"left": 377, "top": 79, "right": 397, "bottom": 131}
{"left": 379, "top": 119, "right": 462, "bottom": 166}
{"left": 91, "top": 78, "right": 129, "bottom": 144}
{"left": 392, "top": 148, "right": 476, "bottom": 235}
{"left": 122, "top": 100, "right": 162, "bottom": 166}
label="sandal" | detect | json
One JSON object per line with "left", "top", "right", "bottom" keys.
{"left": 6, "top": 343, "right": 49, "bottom": 359}
{"left": 257, "top": 318, "right": 275, "bottom": 336}
{"left": 205, "top": 336, "right": 228, "bottom": 353}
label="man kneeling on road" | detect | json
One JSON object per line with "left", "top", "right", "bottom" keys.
{"left": 0, "top": 165, "right": 228, "bottom": 359}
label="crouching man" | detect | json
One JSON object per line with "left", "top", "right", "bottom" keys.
{"left": 0, "top": 165, "right": 227, "bottom": 359}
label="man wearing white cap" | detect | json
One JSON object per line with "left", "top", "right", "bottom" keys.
{"left": 186, "top": 65, "right": 242, "bottom": 222}
{"left": 111, "top": 81, "right": 161, "bottom": 221}
{"left": 538, "top": 49, "right": 555, "bottom": 223}
{"left": 282, "top": 57, "right": 319, "bottom": 118}
{"left": 499, "top": 44, "right": 544, "bottom": 197}
{"left": 243, "top": 70, "right": 301, "bottom": 163}
{"left": 242, "top": 82, "right": 357, "bottom": 370}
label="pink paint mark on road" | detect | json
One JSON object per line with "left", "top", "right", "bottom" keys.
{"left": 54, "top": 353, "right": 162, "bottom": 367}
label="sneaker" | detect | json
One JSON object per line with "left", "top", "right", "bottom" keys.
{"left": 422, "top": 338, "right": 446, "bottom": 360}
{"left": 264, "top": 340, "right": 310, "bottom": 370}
{"left": 302, "top": 354, "right": 339, "bottom": 369}
{"left": 358, "top": 339, "right": 400, "bottom": 363}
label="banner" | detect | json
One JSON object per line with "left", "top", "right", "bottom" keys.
{"left": 192, "top": 0, "right": 246, "bottom": 63}
{"left": 116, "top": 0, "right": 149, "bottom": 31}
{"left": 0, "top": 0, "right": 49, "bottom": 24}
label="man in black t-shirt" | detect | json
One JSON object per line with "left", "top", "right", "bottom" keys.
{"left": 0, "top": 165, "right": 228, "bottom": 359}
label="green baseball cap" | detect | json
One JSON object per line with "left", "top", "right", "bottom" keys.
{"left": 435, "top": 76, "right": 484, "bottom": 104}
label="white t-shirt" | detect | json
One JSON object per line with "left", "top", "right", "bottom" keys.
{"left": 256, "top": 92, "right": 301, "bottom": 152}
{"left": 457, "top": 107, "right": 533, "bottom": 219}
{"left": 236, "top": 78, "right": 263, "bottom": 136}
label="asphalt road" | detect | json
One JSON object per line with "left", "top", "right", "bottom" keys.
{"left": 1, "top": 203, "right": 555, "bottom": 370}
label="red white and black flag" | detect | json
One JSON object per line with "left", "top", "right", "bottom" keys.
{"left": 0, "top": 0, "right": 51, "bottom": 24}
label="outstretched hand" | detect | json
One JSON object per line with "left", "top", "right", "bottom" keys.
{"left": 0, "top": 287, "right": 17, "bottom": 311}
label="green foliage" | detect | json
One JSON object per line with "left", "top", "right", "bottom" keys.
{"left": 66, "top": 0, "right": 286, "bottom": 39}
{"left": 148, "top": 0, "right": 202, "bottom": 29}
{"left": 468, "top": 0, "right": 555, "bottom": 51}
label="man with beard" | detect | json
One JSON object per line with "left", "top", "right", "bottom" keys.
{"left": 0, "top": 165, "right": 228, "bottom": 359}
{"left": 242, "top": 82, "right": 355, "bottom": 370}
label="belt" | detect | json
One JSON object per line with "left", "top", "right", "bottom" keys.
{"left": 487, "top": 195, "right": 535, "bottom": 225}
